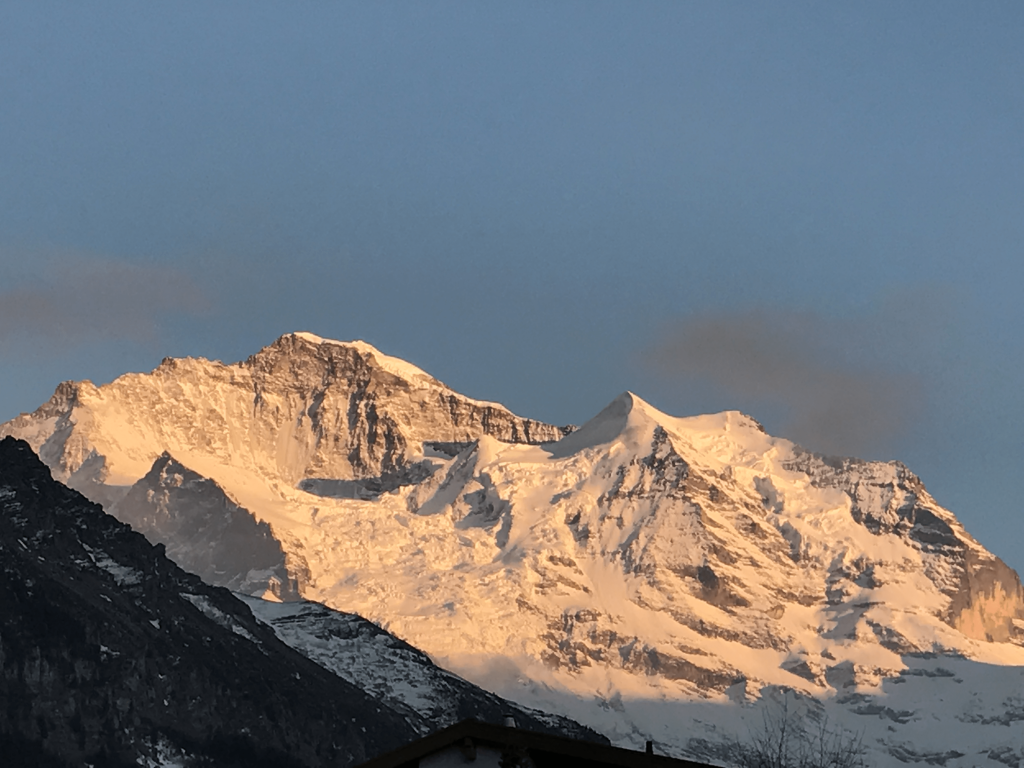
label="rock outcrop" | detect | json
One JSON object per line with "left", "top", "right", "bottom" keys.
{"left": 112, "top": 452, "right": 302, "bottom": 601}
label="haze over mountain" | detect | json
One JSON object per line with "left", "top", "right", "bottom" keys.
{"left": 4, "top": 333, "right": 1024, "bottom": 767}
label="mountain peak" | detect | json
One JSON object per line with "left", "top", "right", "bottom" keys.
{"left": 0, "top": 435, "right": 51, "bottom": 483}
{"left": 7, "top": 337, "right": 1024, "bottom": 767}
{"left": 1, "top": 333, "right": 572, "bottom": 492}
{"left": 545, "top": 392, "right": 645, "bottom": 457}
{"left": 282, "top": 331, "right": 437, "bottom": 384}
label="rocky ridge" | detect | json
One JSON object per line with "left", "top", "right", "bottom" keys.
{"left": 0, "top": 332, "right": 570, "bottom": 502}
{"left": 4, "top": 334, "right": 1024, "bottom": 767}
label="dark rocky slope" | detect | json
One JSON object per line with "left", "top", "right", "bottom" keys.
{"left": 0, "top": 436, "right": 419, "bottom": 767}
{"left": 112, "top": 452, "right": 302, "bottom": 601}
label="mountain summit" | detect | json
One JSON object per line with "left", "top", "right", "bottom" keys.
{"left": 2, "top": 332, "right": 570, "bottom": 498}
{"left": 4, "top": 334, "right": 1024, "bottom": 767}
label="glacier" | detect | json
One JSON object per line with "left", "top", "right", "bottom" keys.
{"left": 4, "top": 331, "right": 1024, "bottom": 767}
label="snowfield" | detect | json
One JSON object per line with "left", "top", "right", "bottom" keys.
{"left": 4, "top": 332, "right": 1024, "bottom": 767}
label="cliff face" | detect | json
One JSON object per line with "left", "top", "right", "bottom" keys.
{"left": 112, "top": 453, "right": 302, "bottom": 601}
{"left": 0, "top": 333, "right": 571, "bottom": 497}
{"left": 784, "top": 449, "right": 1024, "bottom": 643}
{"left": 247, "top": 333, "right": 571, "bottom": 482}
{"left": 948, "top": 549, "right": 1024, "bottom": 642}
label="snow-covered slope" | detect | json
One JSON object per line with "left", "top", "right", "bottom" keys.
{"left": 4, "top": 334, "right": 1024, "bottom": 767}
{"left": 113, "top": 453, "right": 302, "bottom": 601}
{"left": 237, "top": 595, "right": 603, "bottom": 742}
{"left": 0, "top": 331, "right": 570, "bottom": 499}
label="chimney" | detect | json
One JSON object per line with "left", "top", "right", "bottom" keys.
{"left": 645, "top": 740, "right": 654, "bottom": 755}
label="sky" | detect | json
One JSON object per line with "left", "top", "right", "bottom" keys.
{"left": 1, "top": 2, "right": 1022, "bottom": 571}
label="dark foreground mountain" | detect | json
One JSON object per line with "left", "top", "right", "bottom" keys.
{"left": 0, "top": 436, "right": 421, "bottom": 766}
{"left": 0, "top": 438, "right": 600, "bottom": 766}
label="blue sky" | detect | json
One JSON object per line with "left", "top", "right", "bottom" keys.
{"left": 1, "top": 2, "right": 1022, "bottom": 570}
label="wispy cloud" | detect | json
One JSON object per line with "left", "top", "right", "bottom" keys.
{"left": 644, "top": 293, "right": 955, "bottom": 458}
{"left": 0, "top": 253, "right": 209, "bottom": 347}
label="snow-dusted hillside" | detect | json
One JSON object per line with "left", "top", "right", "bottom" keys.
{"left": 237, "top": 595, "right": 601, "bottom": 742}
{"left": 5, "top": 333, "right": 1024, "bottom": 766}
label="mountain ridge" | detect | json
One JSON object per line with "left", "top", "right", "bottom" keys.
{"left": 4, "top": 333, "right": 1024, "bottom": 767}
{"left": 1, "top": 332, "right": 573, "bottom": 494}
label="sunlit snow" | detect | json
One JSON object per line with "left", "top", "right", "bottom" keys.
{"left": 4, "top": 335, "right": 1023, "bottom": 767}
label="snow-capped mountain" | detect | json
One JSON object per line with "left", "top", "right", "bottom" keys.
{"left": 5, "top": 332, "right": 1024, "bottom": 767}
{"left": 0, "top": 435, "right": 602, "bottom": 766}
{"left": 2, "top": 332, "right": 569, "bottom": 506}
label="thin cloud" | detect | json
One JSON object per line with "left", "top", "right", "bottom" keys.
{"left": 0, "top": 254, "right": 209, "bottom": 348}
{"left": 644, "top": 298, "right": 950, "bottom": 458}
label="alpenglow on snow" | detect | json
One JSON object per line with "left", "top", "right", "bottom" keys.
{"left": 4, "top": 331, "right": 1024, "bottom": 768}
